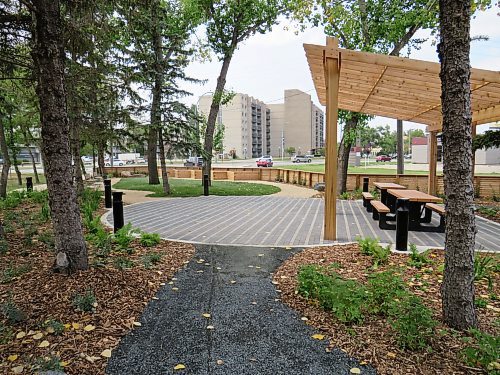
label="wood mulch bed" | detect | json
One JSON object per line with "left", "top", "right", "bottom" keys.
{"left": 0, "top": 198, "right": 195, "bottom": 374}
{"left": 274, "top": 244, "right": 499, "bottom": 375}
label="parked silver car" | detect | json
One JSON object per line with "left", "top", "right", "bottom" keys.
{"left": 291, "top": 154, "right": 312, "bottom": 163}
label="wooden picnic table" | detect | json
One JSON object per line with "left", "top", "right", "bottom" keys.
{"left": 387, "top": 189, "right": 443, "bottom": 231}
{"left": 374, "top": 182, "right": 406, "bottom": 210}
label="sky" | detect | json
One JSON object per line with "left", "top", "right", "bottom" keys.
{"left": 180, "top": 5, "right": 500, "bottom": 134}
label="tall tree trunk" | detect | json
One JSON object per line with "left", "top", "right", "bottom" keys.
{"left": 158, "top": 128, "right": 170, "bottom": 195}
{"left": 97, "top": 141, "right": 105, "bottom": 176}
{"left": 12, "top": 156, "right": 22, "bottom": 186}
{"left": 147, "top": 0, "right": 162, "bottom": 185}
{"left": 27, "top": 145, "right": 40, "bottom": 184}
{"left": 438, "top": 0, "right": 477, "bottom": 330}
{"left": 397, "top": 119, "right": 404, "bottom": 174}
{"left": 21, "top": 126, "right": 41, "bottom": 183}
{"left": 0, "top": 117, "right": 11, "bottom": 198}
{"left": 337, "top": 115, "right": 358, "bottom": 194}
{"left": 26, "top": 128, "right": 41, "bottom": 183}
{"left": 70, "top": 122, "right": 84, "bottom": 195}
{"left": 31, "top": 0, "right": 88, "bottom": 272}
{"left": 7, "top": 126, "right": 22, "bottom": 186}
{"left": 203, "top": 53, "right": 233, "bottom": 185}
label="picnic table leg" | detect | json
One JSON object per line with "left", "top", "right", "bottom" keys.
{"left": 408, "top": 202, "right": 424, "bottom": 230}
{"left": 422, "top": 207, "right": 433, "bottom": 223}
{"left": 380, "top": 188, "right": 388, "bottom": 205}
{"left": 387, "top": 194, "right": 397, "bottom": 213}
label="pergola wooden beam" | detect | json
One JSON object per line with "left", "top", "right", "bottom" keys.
{"left": 323, "top": 37, "right": 340, "bottom": 241}
{"left": 304, "top": 37, "right": 500, "bottom": 241}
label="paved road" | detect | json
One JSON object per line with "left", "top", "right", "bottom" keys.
{"left": 106, "top": 244, "right": 374, "bottom": 375}
{"left": 105, "top": 196, "right": 500, "bottom": 251}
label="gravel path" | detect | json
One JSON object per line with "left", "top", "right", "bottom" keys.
{"left": 106, "top": 244, "right": 374, "bottom": 375}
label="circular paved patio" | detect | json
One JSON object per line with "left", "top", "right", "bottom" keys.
{"left": 103, "top": 196, "right": 500, "bottom": 250}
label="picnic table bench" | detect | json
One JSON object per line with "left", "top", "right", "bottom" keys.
{"left": 370, "top": 200, "right": 394, "bottom": 230}
{"left": 387, "top": 189, "right": 444, "bottom": 232}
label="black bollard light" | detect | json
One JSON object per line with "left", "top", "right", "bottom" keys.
{"left": 203, "top": 174, "right": 209, "bottom": 196}
{"left": 362, "top": 177, "right": 369, "bottom": 193}
{"left": 104, "top": 179, "right": 112, "bottom": 208}
{"left": 112, "top": 191, "right": 124, "bottom": 232}
{"left": 26, "top": 177, "right": 33, "bottom": 192}
{"left": 395, "top": 198, "right": 409, "bottom": 251}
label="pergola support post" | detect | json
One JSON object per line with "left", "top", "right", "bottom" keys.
{"left": 397, "top": 119, "right": 404, "bottom": 175}
{"left": 324, "top": 37, "right": 340, "bottom": 241}
{"left": 428, "top": 131, "right": 438, "bottom": 195}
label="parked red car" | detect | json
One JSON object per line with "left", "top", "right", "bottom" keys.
{"left": 256, "top": 158, "right": 273, "bottom": 167}
{"left": 376, "top": 155, "right": 392, "bottom": 162}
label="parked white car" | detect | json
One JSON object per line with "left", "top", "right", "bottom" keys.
{"left": 105, "top": 158, "right": 125, "bottom": 166}
{"left": 81, "top": 156, "right": 93, "bottom": 163}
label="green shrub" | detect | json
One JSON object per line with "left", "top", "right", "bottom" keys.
{"left": 298, "top": 265, "right": 366, "bottom": 324}
{"left": 91, "top": 227, "right": 113, "bottom": 258}
{"left": 114, "top": 256, "right": 134, "bottom": 270}
{"left": 1, "top": 263, "right": 31, "bottom": 284}
{"left": 408, "top": 244, "right": 430, "bottom": 269}
{"left": 142, "top": 252, "right": 162, "bottom": 269}
{"left": 339, "top": 192, "right": 350, "bottom": 200}
{"left": 462, "top": 329, "right": 500, "bottom": 373}
{"left": 389, "top": 295, "right": 436, "bottom": 350}
{"left": 28, "top": 189, "right": 48, "bottom": 204}
{"left": 38, "top": 201, "right": 51, "bottom": 222}
{"left": 1, "top": 299, "right": 26, "bottom": 324}
{"left": 475, "top": 298, "right": 488, "bottom": 309}
{"left": 477, "top": 206, "right": 498, "bottom": 217}
{"left": 0, "top": 190, "right": 26, "bottom": 209}
{"left": 475, "top": 256, "right": 498, "bottom": 291}
{"left": 72, "top": 289, "right": 96, "bottom": 312}
{"left": 357, "top": 237, "right": 390, "bottom": 267}
{"left": 366, "top": 271, "right": 407, "bottom": 315}
{"left": 38, "top": 231, "right": 55, "bottom": 250}
{"left": 35, "top": 355, "right": 64, "bottom": 372}
{"left": 113, "top": 223, "right": 138, "bottom": 252}
{"left": 357, "top": 237, "right": 380, "bottom": 256}
{"left": 23, "top": 224, "right": 38, "bottom": 246}
{"left": 140, "top": 232, "right": 161, "bottom": 247}
{"left": 81, "top": 188, "right": 102, "bottom": 212}
{"left": 43, "top": 319, "right": 65, "bottom": 335}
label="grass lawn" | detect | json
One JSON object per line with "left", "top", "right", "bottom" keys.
{"left": 113, "top": 177, "right": 281, "bottom": 197}
{"left": 6, "top": 173, "right": 46, "bottom": 192}
{"left": 276, "top": 164, "right": 431, "bottom": 175}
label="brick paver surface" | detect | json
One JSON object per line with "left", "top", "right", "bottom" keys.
{"left": 104, "top": 196, "right": 500, "bottom": 250}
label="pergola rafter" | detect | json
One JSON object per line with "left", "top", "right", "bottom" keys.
{"left": 304, "top": 37, "right": 500, "bottom": 240}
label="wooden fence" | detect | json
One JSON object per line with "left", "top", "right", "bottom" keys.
{"left": 103, "top": 165, "right": 500, "bottom": 197}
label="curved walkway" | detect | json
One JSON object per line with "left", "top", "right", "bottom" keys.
{"left": 106, "top": 244, "right": 375, "bottom": 375}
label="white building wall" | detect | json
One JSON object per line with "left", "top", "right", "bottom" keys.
{"left": 475, "top": 147, "right": 500, "bottom": 165}
{"left": 412, "top": 145, "right": 428, "bottom": 163}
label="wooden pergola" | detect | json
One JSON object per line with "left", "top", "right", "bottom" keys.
{"left": 304, "top": 37, "right": 500, "bottom": 240}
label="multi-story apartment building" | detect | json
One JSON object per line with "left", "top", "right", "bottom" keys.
{"left": 197, "top": 89, "right": 324, "bottom": 159}
{"left": 198, "top": 93, "right": 270, "bottom": 159}
{"left": 269, "top": 89, "right": 324, "bottom": 157}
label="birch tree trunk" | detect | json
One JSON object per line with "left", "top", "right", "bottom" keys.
{"left": 31, "top": 0, "right": 88, "bottom": 272}
{"left": 158, "top": 128, "right": 170, "bottom": 195}
{"left": 438, "top": 0, "right": 477, "bottom": 330}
